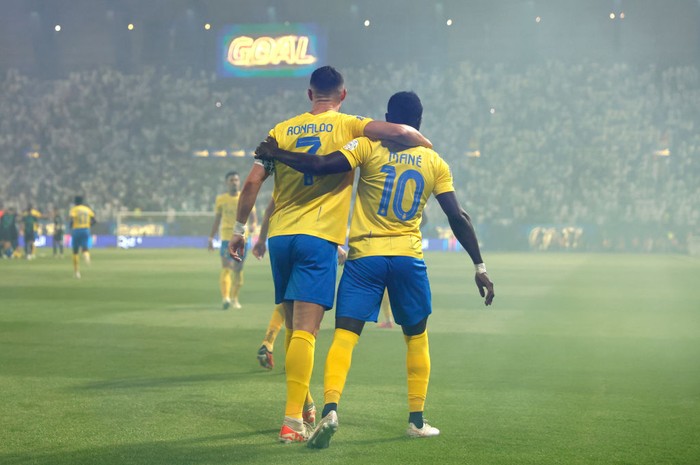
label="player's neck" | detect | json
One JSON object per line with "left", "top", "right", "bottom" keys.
{"left": 310, "top": 100, "right": 341, "bottom": 115}
{"left": 228, "top": 189, "right": 238, "bottom": 196}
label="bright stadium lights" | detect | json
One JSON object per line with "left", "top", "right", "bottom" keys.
{"left": 54, "top": 24, "right": 61, "bottom": 32}
{"left": 490, "top": 107, "right": 496, "bottom": 114}
{"left": 204, "top": 23, "right": 211, "bottom": 30}
{"left": 127, "top": 23, "right": 134, "bottom": 31}
{"left": 446, "top": 19, "right": 453, "bottom": 26}
{"left": 609, "top": 12, "right": 616, "bottom": 19}
{"left": 620, "top": 12, "right": 625, "bottom": 19}
{"left": 364, "top": 19, "right": 371, "bottom": 27}
{"left": 535, "top": 16, "right": 541, "bottom": 23}
{"left": 215, "top": 101, "right": 222, "bottom": 108}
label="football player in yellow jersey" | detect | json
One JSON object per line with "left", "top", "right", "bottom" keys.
{"left": 208, "top": 171, "right": 257, "bottom": 310}
{"left": 69, "top": 196, "right": 96, "bottom": 279}
{"left": 255, "top": 91, "right": 495, "bottom": 448}
{"left": 228, "top": 66, "right": 432, "bottom": 444}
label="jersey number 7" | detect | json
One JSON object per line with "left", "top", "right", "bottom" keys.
{"left": 295, "top": 136, "right": 321, "bottom": 185}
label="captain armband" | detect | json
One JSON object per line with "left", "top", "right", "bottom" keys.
{"left": 254, "top": 158, "right": 276, "bottom": 174}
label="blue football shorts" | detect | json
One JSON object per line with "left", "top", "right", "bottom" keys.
{"left": 336, "top": 255, "right": 432, "bottom": 327}
{"left": 268, "top": 234, "right": 338, "bottom": 310}
{"left": 71, "top": 228, "right": 90, "bottom": 254}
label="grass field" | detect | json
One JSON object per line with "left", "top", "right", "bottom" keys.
{"left": 1, "top": 250, "right": 699, "bottom": 465}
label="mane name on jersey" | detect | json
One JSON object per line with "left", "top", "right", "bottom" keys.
{"left": 286, "top": 123, "right": 334, "bottom": 136}
{"left": 389, "top": 151, "right": 422, "bottom": 167}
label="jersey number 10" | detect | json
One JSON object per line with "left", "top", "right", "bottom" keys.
{"left": 377, "top": 165, "right": 425, "bottom": 221}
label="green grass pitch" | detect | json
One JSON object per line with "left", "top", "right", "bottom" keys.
{"left": 1, "top": 250, "right": 699, "bottom": 465}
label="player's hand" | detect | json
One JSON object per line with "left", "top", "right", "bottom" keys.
{"left": 254, "top": 136, "right": 279, "bottom": 160}
{"left": 207, "top": 238, "right": 214, "bottom": 252}
{"left": 252, "top": 239, "right": 267, "bottom": 260}
{"left": 228, "top": 234, "right": 246, "bottom": 262}
{"left": 475, "top": 272, "right": 495, "bottom": 306}
{"left": 337, "top": 246, "right": 347, "bottom": 266}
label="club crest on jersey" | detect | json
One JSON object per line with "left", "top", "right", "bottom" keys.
{"left": 343, "top": 139, "right": 359, "bottom": 151}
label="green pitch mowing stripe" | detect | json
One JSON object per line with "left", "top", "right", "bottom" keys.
{"left": 0, "top": 250, "right": 698, "bottom": 464}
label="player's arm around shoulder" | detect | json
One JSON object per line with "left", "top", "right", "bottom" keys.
{"left": 254, "top": 136, "right": 351, "bottom": 176}
{"left": 363, "top": 121, "right": 432, "bottom": 148}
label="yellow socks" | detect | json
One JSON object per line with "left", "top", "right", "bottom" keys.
{"left": 283, "top": 323, "right": 314, "bottom": 406}
{"left": 219, "top": 269, "right": 232, "bottom": 300}
{"left": 231, "top": 271, "right": 243, "bottom": 301}
{"left": 284, "top": 330, "right": 315, "bottom": 419}
{"left": 262, "top": 304, "right": 285, "bottom": 352}
{"left": 72, "top": 254, "right": 80, "bottom": 273}
{"left": 323, "top": 328, "right": 360, "bottom": 405}
{"left": 405, "top": 331, "right": 430, "bottom": 413}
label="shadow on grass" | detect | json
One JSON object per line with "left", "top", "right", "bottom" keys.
{"left": 0, "top": 429, "right": 405, "bottom": 465}
{"left": 72, "top": 370, "right": 278, "bottom": 390}
{"left": 0, "top": 433, "right": 263, "bottom": 465}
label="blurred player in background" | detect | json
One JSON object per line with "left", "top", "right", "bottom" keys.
{"left": 21, "top": 204, "right": 42, "bottom": 260}
{"left": 255, "top": 91, "right": 494, "bottom": 448}
{"left": 53, "top": 210, "right": 65, "bottom": 258}
{"left": 229, "top": 66, "right": 432, "bottom": 444}
{"left": 0, "top": 206, "right": 19, "bottom": 259}
{"left": 208, "top": 171, "right": 257, "bottom": 310}
{"left": 69, "top": 196, "right": 96, "bottom": 278}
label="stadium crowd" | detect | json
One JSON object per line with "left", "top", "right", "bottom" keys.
{"left": 1, "top": 61, "right": 698, "bottom": 251}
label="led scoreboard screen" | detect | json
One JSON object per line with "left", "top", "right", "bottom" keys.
{"left": 218, "top": 23, "right": 326, "bottom": 78}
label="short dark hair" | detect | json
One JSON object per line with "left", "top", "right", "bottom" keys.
{"left": 387, "top": 91, "right": 423, "bottom": 130}
{"left": 225, "top": 171, "right": 239, "bottom": 179}
{"left": 309, "top": 66, "right": 344, "bottom": 95}
{"left": 74, "top": 196, "right": 83, "bottom": 205}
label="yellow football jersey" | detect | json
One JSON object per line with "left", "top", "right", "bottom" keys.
{"left": 339, "top": 137, "right": 454, "bottom": 259}
{"left": 266, "top": 110, "right": 371, "bottom": 245}
{"left": 215, "top": 192, "right": 255, "bottom": 239}
{"left": 69, "top": 205, "right": 95, "bottom": 229}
